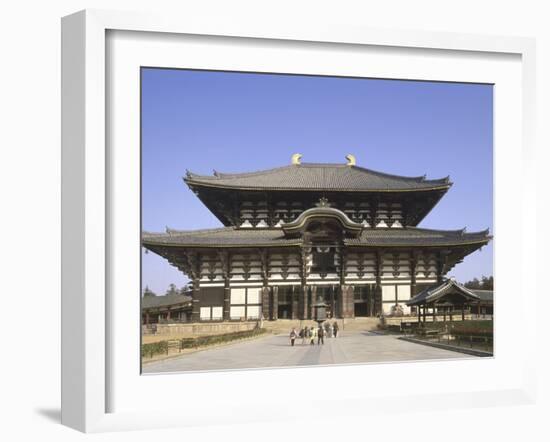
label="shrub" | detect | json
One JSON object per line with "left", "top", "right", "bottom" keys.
{"left": 141, "top": 340, "right": 169, "bottom": 358}
{"left": 141, "top": 328, "right": 268, "bottom": 358}
{"left": 180, "top": 328, "right": 267, "bottom": 349}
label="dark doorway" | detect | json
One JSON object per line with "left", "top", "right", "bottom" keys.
{"left": 278, "top": 305, "right": 291, "bottom": 319}
{"left": 354, "top": 303, "right": 368, "bottom": 317}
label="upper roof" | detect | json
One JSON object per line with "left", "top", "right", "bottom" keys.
{"left": 142, "top": 225, "right": 491, "bottom": 248}
{"left": 184, "top": 162, "right": 451, "bottom": 192}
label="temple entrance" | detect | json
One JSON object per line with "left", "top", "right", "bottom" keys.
{"left": 353, "top": 284, "right": 375, "bottom": 317}
{"left": 309, "top": 285, "right": 339, "bottom": 319}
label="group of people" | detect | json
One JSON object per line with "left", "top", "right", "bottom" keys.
{"left": 289, "top": 321, "right": 339, "bottom": 346}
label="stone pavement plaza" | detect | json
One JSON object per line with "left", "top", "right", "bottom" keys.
{"left": 142, "top": 331, "right": 468, "bottom": 374}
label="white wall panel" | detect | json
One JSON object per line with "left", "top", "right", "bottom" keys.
{"left": 247, "top": 306, "right": 261, "bottom": 319}
{"left": 247, "top": 288, "right": 261, "bottom": 304}
{"left": 382, "top": 285, "right": 396, "bottom": 301}
{"left": 230, "top": 288, "right": 246, "bottom": 304}
{"left": 211, "top": 307, "right": 223, "bottom": 320}
{"left": 200, "top": 307, "right": 211, "bottom": 320}
{"left": 397, "top": 285, "right": 411, "bottom": 300}
{"left": 230, "top": 306, "right": 245, "bottom": 319}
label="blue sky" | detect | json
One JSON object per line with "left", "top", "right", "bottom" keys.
{"left": 141, "top": 68, "right": 493, "bottom": 295}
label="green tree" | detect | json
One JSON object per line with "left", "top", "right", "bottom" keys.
{"left": 480, "top": 275, "right": 493, "bottom": 290}
{"left": 143, "top": 286, "right": 156, "bottom": 297}
{"left": 179, "top": 284, "right": 190, "bottom": 295}
{"left": 463, "top": 275, "right": 493, "bottom": 290}
{"left": 165, "top": 283, "right": 178, "bottom": 297}
{"left": 464, "top": 277, "right": 481, "bottom": 289}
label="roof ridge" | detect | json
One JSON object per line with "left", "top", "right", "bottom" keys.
{"left": 186, "top": 164, "right": 296, "bottom": 181}
{"left": 400, "top": 227, "right": 467, "bottom": 234}
{"left": 184, "top": 162, "right": 452, "bottom": 185}
{"left": 403, "top": 227, "right": 490, "bottom": 236}
{"left": 350, "top": 165, "right": 427, "bottom": 182}
{"left": 153, "top": 226, "right": 234, "bottom": 235}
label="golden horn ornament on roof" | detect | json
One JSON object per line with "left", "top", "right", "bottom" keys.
{"left": 291, "top": 153, "right": 303, "bottom": 165}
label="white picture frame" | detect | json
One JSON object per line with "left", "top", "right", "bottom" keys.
{"left": 61, "top": 9, "right": 537, "bottom": 433}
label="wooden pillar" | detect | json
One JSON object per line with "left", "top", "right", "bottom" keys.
{"left": 144, "top": 312, "right": 149, "bottom": 325}
{"left": 338, "top": 247, "right": 352, "bottom": 319}
{"left": 410, "top": 251, "right": 419, "bottom": 298}
{"left": 272, "top": 286, "right": 279, "bottom": 320}
{"left": 369, "top": 285, "right": 375, "bottom": 317}
{"left": 339, "top": 285, "right": 353, "bottom": 319}
{"left": 375, "top": 250, "right": 383, "bottom": 316}
{"left": 259, "top": 249, "right": 271, "bottom": 320}
{"left": 461, "top": 304, "right": 465, "bottom": 321}
{"left": 436, "top": 250, "right": 449, "bottom": 284}
{"left": 191, "top": 281, "right": 201, "bottom": 322}
{"left": 291, "top": 286, "right": 299, "bottom": 320}
{"left": 330, "top": 286, "right": 336, "bottom": 319}
{"left": 261, "top": 286, "right": 271, "bottom": 321}
{"left": 217, "top": 251, "right": 232, "bottom": 321}
{"left": 302, "top": 285, "right": 308, "bottom": 320}
{"left": 223, "top": 282, "right": 231, "bottom": 322}
{"left": 417, "top": 305, "right": 421, "bottom": 323}
{"left": 300, "top": 247, "right": 310, "bottom": 320}
{"left": 310, "top": 285, "right": 317, "bottom": 319}
{"left": 183, "top": 251, "right": 201, "bottom": 322}
{"left": 432, "top": 304, "right": 436, "bottom": 322}
{"left": 449, "top": 307, "right": 453, "bottom": 322}
{"left": 443, "top": 308, "right": 446, "bottom": 322}
{"left": 422, "top": 304, "right": 426, "bottom": 323}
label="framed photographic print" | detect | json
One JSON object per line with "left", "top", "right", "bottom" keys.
{"left": 61, "top": 9, "right": 537, "bottom": 433}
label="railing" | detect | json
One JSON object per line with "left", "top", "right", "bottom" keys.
{"left": 470, "top": 314, "right": 493, "bottom": 320}
{"left": 404, "top": 329, "right": 493, "bottom": 353}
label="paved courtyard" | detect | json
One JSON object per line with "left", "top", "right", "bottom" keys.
{"left": 143, "top": 331, "right": 469, "bottom": 374}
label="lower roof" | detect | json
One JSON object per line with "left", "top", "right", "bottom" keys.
{"left": 142, "top": 294, "right": 192, "bottom": 310}
{"left": 406, "top": 279, "right": 481, "bottom": 306}
{"left": 142, "top": 226, "right": 491, "bottom": 249}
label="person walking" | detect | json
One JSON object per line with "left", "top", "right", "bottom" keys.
{"left": 310, "top": 326, "right": 316, "bottom": 345}
{"left": 333, "top": 321, "right": 339, "bottom": 338}
{"left": 318, "top": 325, "right": 325, "bottom": 345}
{"left": 301, "top": 327, "right": 308, "bottom": 345}
{"left": 324, "top": 321, "right": 330, "bottom": 338}
{"left": 289, "top": 328, "right": 297, "bottom": 346}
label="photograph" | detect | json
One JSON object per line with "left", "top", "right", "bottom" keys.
{"left": 139, "top": 68, "right": 493, "bottom": 373}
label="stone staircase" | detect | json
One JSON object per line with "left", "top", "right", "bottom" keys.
{"left": 263, "top": 317, "right": 380, "bottom": 334}
{"left": 341, "top": 317, "right": 380, "bottom": 331}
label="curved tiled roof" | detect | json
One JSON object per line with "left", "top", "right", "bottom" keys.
{"left": 471, "top": 289, "right": 493, "bottom": 302}
{"left": 142, "top": 226, "right": 491, "bottom": 248}
{"left": 143, "top": 227, "right": 299, "bottom": 247}
{"left": 406, "top": 279, "right": 480, "bottom": 306}
{"left": 141, "top": 294, "right": 192, "bottom": 309}
{"left": 282, "top": 206, "right": 364, "bottom": 237}
{"left": 347, "top": 227, "right": 491, "bottom": 247}
{"left": 184, "top": 163, "right": 451, "bottom": 192}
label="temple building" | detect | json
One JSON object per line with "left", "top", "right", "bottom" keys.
{"left": 142, "top": 154, "right": 491, "bottom": 322}
{"left": 141, "top": 293, "right": 193, "bottom": 325}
